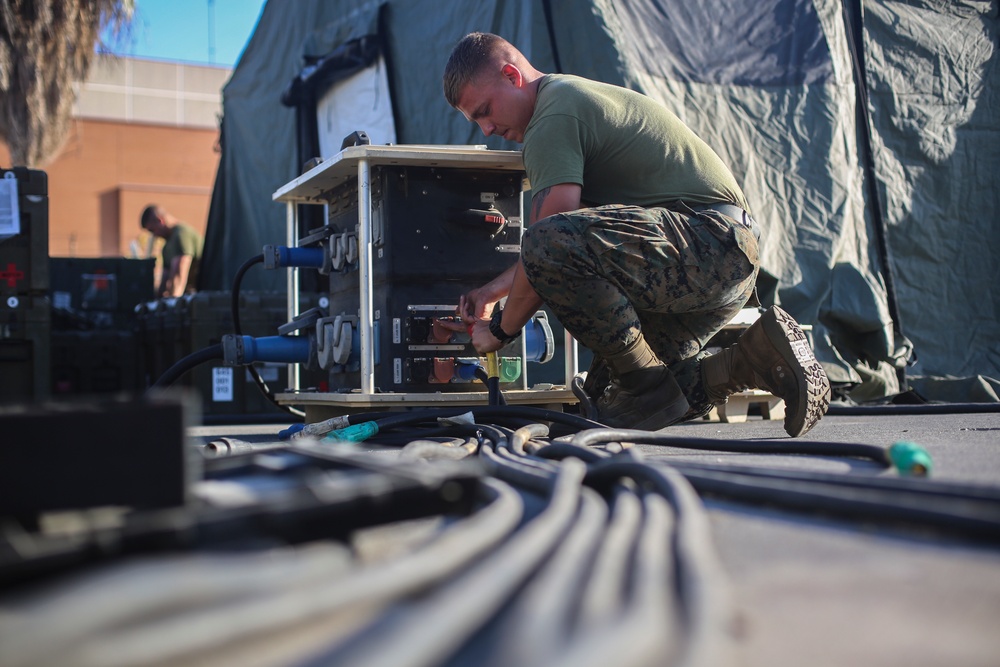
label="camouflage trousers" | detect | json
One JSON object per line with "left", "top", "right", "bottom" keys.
{"left": 520, "top": 204, "right": 759, "bottom": 411}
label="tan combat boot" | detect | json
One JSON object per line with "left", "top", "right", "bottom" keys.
{"left": 594, "top": 335, "right": 690, "bottom": 431}
{"left": 702, "top": 306, "right": 831, "bottom": 437}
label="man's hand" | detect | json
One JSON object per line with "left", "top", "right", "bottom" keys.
{"left": 437, "top": 263, "right": 524, "bottom": 355}
{"left": 468, "top": 317, "right": 505, "bottom": 354}
{"left": 435, "top": 305, "right": 505, "bottom": 355}
{"left": 457, "top": 288, "right": 496, "bottom": 323}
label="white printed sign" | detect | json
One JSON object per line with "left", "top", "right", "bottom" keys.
{"left": 212, "top": 367, "right": 234, "bottom": 402}
{"left": 0, "top": 175, "right": 20, "bottom": 240}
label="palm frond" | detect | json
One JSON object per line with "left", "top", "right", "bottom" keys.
{"left": 0, "top": 0, "right": 134, "bottom": 166}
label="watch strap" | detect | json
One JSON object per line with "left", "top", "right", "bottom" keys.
{"left": 489, "top": 308, "right": 520, "bottom": 344}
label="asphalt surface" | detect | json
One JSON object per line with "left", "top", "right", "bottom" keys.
{"left": 648, "top": 410, "right": 1000, "bottom": 667}
{"left": 2, "top": 406, "right": 997, "bottom": 666}
{"left": 188, "top": 407, "right": 1000, "bottom": 667}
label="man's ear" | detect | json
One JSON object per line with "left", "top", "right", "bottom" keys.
{"left": 501, "top": 64, "right": 522, "bottom": 87}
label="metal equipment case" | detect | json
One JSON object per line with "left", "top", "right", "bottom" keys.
{"left": 272, "top": 145, "right": 577, "bottom": 418}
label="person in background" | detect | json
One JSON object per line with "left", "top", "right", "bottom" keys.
{"left": 140, "top": 204, "right": 203, "bottom": 298}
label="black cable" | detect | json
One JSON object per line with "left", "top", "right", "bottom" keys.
{"left": 485, "top": 443, "right": 732, "bottom": 667}
{"left": 356, "top": 421, "right": 508, "bottom": 453}
{"left": 297, "top": 461, "right": 587, "bottom": 667}
{"left": 568, "top": 428, "right": 893, "bottom": 469}
{"left": 481, "top": 483, "right": 611, "bottom": 666}
{"left": 479, "top": 444, "right": 557, "bottom": 494}
{"left": 572, "top": 484, "right": 643, "bottom": 630}
{"left": 534, "top": 441, "right": 611, "bottom": 464}
{"left": 534, "top": 433, "right": 1000, "bottom": 543}
{"left": 509, "top": 423, "right": 550, "bottom": 454}
{"left": 231, "top": 254, "right": 264, "bottom": 336}
{"left": 667, "top": 459, "right": 1000, "bottom": 502}
{"left": 474, "top": 366, "right": 507, "bottom": 405}
{"left": 230, "top": 253, "right": 305, "bottom": 419}
{"left": 571, "top": 458, "right": 733, "bottom": 667}
{"left": 348, "top": 425, "right": 461, "bottom": 448}
{"left": 828, "top": 402, "right": 1000, "bottom": 415}
{"left": 150, "top": 344, "right": 224, "bottom": 389}
{"left": 571, "top": 374, "right": 597, "bottom": 420}
{"left": 489, "top": 377, "right": 502, "bottom": 406}
{"left": 669, "top": 462, "right": 1000, "bottom": 543}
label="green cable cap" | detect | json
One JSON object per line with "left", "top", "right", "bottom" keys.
{"left": 499, "top": 356, "right": 522, "bottom": 384}
{"left": 888, "top": 441, "right": 933, "bottom": 476}
{"left": 324, "top": 421, "right": 379, "bottom": 443}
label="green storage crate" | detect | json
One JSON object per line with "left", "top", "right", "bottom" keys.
{"left": 135, "top": 298, "right": 184, "bottom": 388}
{"left": 51, "top": 329, "right": 142, "bottom": 396}
{"left": 49, "top": 257, "right": 155, "bottom": 329}
{"left": 0, "top": 294, "right": 50, "bottom": 402}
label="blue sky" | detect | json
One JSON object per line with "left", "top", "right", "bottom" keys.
{"left": 103, "top": 0, "right": 268, "bottom": 68}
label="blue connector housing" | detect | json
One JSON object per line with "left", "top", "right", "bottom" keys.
{"left": 455, "top": 359, "right": 484, "bottom": 381}
{"left": 263, "top": 245, "right": 325, "bottom": 269}
{"left": 524, "top": 313, "right": 555, "bottom": 363}
{"left": 223, "top": 334, "right": 311, "bottom": 365}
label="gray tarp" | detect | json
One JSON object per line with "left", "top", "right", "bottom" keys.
{"left": 203, "top": 0, "right": 1000, "bottom": 401}
{"left": 865, "top": 1, "right": 1000, "bottom": 390}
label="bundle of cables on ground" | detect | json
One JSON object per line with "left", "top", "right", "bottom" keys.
{"left": 4, "top": 402, "right": 1000, "bottom": 667}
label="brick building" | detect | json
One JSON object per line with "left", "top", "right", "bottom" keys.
{"left": 0, "top": 55, "right": 230, "bottom": 262}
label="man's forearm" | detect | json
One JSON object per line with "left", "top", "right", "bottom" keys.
{"left": 461, "top": 263, "right": 519, "bottom": 321}
{"left": 167, "top": 255, "right": 193, "bottom": 297}
{"left": 482, "top": 263, "right": 518, "bottom": 303}
{"left": 499, "top": 260, "right": 543, "bottom": 335}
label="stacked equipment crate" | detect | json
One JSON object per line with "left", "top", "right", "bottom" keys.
{"left": 0, "top": 168, "right": 50, "bottom": 402}
{"left": 49, "top": 257, "right": 155, "bottom": 396}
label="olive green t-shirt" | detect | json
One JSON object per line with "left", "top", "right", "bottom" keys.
{"left": 522, "top": 74, "right": 750, "bottom": 212}
{"left": 162, "top": 222, "right": 203, "bottom": 293}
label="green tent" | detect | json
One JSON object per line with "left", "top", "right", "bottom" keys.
{"left": 203, "top": 0, "right": 1000, "bottom": 402}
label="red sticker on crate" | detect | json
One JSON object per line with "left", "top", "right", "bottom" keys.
{"left": 1, "top": 263, "right": 25, "bottom": 288}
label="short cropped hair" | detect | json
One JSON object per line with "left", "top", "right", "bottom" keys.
{"left": 443, "top": 32, "right": 511, "bottom": 108}
{"left": 140, "top": 205, "right": 161, "bottom": 229}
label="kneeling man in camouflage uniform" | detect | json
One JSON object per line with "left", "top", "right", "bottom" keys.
{"left": 442, "top": 32, "right": 830, "bottom": 436}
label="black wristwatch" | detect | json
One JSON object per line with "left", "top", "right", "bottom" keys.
{"left": 489, "top": 308, "right": 521, "bottom": 345}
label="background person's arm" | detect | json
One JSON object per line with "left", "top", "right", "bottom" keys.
{"left": 163, "top": 254, "right": 193, "bottom": 297}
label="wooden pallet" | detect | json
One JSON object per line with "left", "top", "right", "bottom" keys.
{"left": 705, "top": 390, "right": 785, "bottom": 423}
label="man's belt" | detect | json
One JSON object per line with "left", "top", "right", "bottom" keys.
{"left": 693, "top": 202, "right": 760, "bottom": 240}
